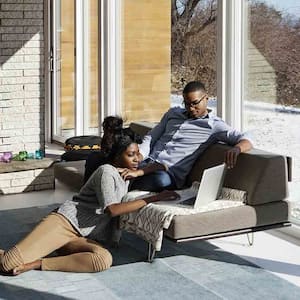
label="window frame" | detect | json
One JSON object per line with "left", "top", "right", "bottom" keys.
{"left": 99, "top": 0, "right": 122, "bottom": 134}
{"left": 217, "top": 0, "right": 247, "bottom": 131}
{"left": 46, "top": 0, "right": 106, "bottom": 142}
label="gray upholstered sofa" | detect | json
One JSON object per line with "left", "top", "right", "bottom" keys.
{"left": 54, "top": 122, "right": 291, "bottom": 253}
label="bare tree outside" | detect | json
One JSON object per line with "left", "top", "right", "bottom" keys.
{"left": 171, "top": 0, "right": 217, "bottom": 95}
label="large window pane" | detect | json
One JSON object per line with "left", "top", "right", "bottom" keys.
{"left": 243, "top": 0, "right": 300, "bottom": 224}
{"left": 52, "top": 0, "right": 99, "bottom": 140}
{"left": 171, "top": 0, "right": 217, "bottom": 110}
{"left": 55, "top": 0, "right": 75, "bottom": 138}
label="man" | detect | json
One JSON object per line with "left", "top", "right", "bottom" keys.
{"left": 119, "top": 81, "right": 252, "bottom": 192}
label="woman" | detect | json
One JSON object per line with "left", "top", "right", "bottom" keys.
{"left": 83, "top": 116, "right": 124, "bottom": 183}
{"left": 0, "top": 118, "right": 178, "bottom": 275}
{"left": 84, "top": 116, "right": 166, "bottom": 185}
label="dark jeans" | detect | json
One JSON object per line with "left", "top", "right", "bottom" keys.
{"left": 129, "top": 170, "right": 176, "bottom": 192}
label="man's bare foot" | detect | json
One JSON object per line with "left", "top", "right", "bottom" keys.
{"left": 13, "top": 260, "right": 41, "bottom": 276}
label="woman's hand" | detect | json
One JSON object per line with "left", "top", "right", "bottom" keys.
{"left": 117, "top": 168, "right": 144, "bottom": 180}
{"left": 106, "top": 190, "right": 180, "bottom": 217}
{"left": 144, "top": 190, "right": 180, "bottom": 204}
{"left": 156, "top": 190, "right": 180, "bottom": 201}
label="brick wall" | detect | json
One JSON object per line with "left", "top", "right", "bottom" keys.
{"left": 0, "top": 0, "right": 44, "bottom": 154}
{"left": 0, "top": 166, "right": 54, "bottom": 194}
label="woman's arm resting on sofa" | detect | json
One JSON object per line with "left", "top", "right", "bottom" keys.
{"left": 117, "top": 162, "right": 167, "bottom": 180}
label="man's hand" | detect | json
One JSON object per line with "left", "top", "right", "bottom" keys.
{"left": 117, "top": 168, "right": 144, "bottom": 180}
{"left": 224, "top": 146, "right": 241, "bottom": 169}
{"left": 144, "top": 190, "right": 180, "bottom": 204}
{"left": 224, "top": 139, "right": 252, "bottom": 169}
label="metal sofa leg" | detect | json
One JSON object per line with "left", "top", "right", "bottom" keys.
{"left": 148, "top": 242, "right": 156, "bottom": 263}
{"left": 246, "top": 232, "right": 254, "bottom": 246}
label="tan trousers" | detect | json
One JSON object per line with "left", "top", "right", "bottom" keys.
{"left": 0, "top": 212, "right": 112, "bottom": 273}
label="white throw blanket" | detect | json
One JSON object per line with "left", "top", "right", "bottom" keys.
{"left": 120, "top": 185, "right": 247, "bottom": 251}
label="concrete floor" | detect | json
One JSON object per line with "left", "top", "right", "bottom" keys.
{"left": 1, "top": 181, "right": 300, "bottom": 299}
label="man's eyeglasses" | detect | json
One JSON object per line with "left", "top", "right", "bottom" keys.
{"left": 183, "top": 94, "right": 208, "bottom": 108}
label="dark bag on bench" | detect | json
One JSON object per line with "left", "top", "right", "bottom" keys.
{"left": 61, "top": 135, "right": 101, "bottom": 161}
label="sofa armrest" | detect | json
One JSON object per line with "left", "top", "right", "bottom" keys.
{"left": 188, "top": 144, "right": 289, "bottom": 206}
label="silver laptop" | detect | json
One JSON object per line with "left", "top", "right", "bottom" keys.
{"left": 175, "top": 163, "right": 226, "bottom": 209}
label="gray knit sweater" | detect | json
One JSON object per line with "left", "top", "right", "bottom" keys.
{"left": 57, "top": 164, "right": 129, "bottom": 242}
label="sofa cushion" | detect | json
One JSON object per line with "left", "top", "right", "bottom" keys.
{"left": 54, "top": 160, "right": 85, "bottom": 191}
{"left": 187, "top": 144, "right": 288, "bottom": 206}
{"left": 164, "top": 200, "right": 289, "bottom": 240}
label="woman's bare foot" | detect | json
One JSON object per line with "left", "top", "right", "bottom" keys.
{"left": 13, "top": 259, "right": 42, "bottom": 276}
{"left": 0, "top": 250, "right": 5, "bottom": 273}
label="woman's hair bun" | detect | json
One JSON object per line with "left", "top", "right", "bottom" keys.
{"left": 122, "top": 127, "right": 142, "bottom": 144}
{"left": 102, "top": 116, "right": 123, "bottom": 134}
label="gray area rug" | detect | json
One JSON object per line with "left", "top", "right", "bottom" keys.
{"left": 0, "top": 204, "right": 300, "bottom": 300}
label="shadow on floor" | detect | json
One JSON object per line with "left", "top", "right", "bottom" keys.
{"left": 0, "top": 204, "right": 258, "bottom": 270}
{"left": 238, "top": 255, "right": 300, "bottom": 277}
{"left": 108, "top": 230, "right": 260, "bottom": 270}
{"left": 0, "top": 281, "right": 73, "bottom": 300}
{"left": 1, "top": 204, "right": 300, "bottom": 299}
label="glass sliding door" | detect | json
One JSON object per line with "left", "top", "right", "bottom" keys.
{"left": 52, "top": 0, "right": 76, "bottom": 141}
{"left": 51, "top": 0, "right": 99, "bottom": 142}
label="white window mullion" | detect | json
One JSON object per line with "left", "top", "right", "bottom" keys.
{"left": 75, "top": 0, "right": 84, "bottom": 135}
{"left": 83, "top": 0, "right": 90, "bottom": 134}
{"left": 217, "top": 0, "right": 246, "bottom": 130}
{"left": 217, "top": 0, "right": 226, "bottom": 120}
{"left": 52, "top": 0, "right": 59, "bottom": 139}
{"left": 100, "top": 0, "right": 122, "bottom": 131}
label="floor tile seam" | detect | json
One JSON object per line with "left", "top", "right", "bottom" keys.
{"left": 60, "top": 288, "right": 122, "bottom": 300}
{"left": 158, "top": 258, "right": 226, "bottom": 299}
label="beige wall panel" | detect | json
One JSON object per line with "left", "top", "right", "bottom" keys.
{"left": 89, "top": 0, "right": 99, "bottom": 128}
{"left": 122, "top": 0, "right": 171, "bottom": 123}
{"left": 60, "top": 0, "right": 75, "bottom": 129}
